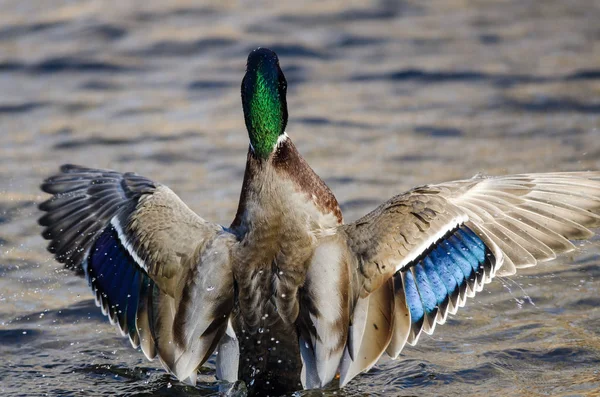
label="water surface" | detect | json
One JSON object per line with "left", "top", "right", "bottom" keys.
{"left": 1, "top": 1, "right": 600, "bottom": 396}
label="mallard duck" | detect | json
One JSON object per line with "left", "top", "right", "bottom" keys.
{"left": 39, "top": 48, "right": 600, "bottom": 396}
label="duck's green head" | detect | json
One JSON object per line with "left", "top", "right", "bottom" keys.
{"left": 241, "top": 48, "right": 288, "bottom": 159}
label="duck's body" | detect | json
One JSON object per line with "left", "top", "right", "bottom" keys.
{"left": 230, "top": 139, "right": 342, "bottom": 392}
{"left": 38, "top": 48, "right": 600, "bottom": 396}
{"left": 232, "top": 139, "right": 341, "bottom": 327}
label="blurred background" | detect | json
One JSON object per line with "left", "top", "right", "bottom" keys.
{"left": 1, "top": 0, "right": 600, "bottom": 396}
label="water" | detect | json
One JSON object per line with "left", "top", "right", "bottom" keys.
{"left": 1, "top": 0, "right": 600, "bottom": 396}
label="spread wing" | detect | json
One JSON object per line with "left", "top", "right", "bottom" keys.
{"left": 299, "top": 172, "right": 600, "bottom": 389}
{"left": 38, "top": 164, "right": 237, "bottom": 384}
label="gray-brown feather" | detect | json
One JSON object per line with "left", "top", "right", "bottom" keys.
{"left": 304, "top": 171, "right": 600, "bottom": 389}
{"left": 38, "top": 164, "right": 237, "bottom": 385}
{"left": 38, "top": 164, "right": 156, "bottom": 274}
{"left": 229, "top": 140, "right": 343, "bottom": 393}
{"left": 231, "top": 142, "right": 342, "bottom": 330}
{"left": 343, "top": 186, "right": 452, "bottom": 296}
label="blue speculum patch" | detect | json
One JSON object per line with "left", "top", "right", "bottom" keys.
{"left": 87, "top": 226, "right": 144, "bottom": 340}
{"left": 400, "top": 225, "right": 494, "bottom": 336}
{"left": 403, "top": 269, "right": 424, "bottom": 329}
